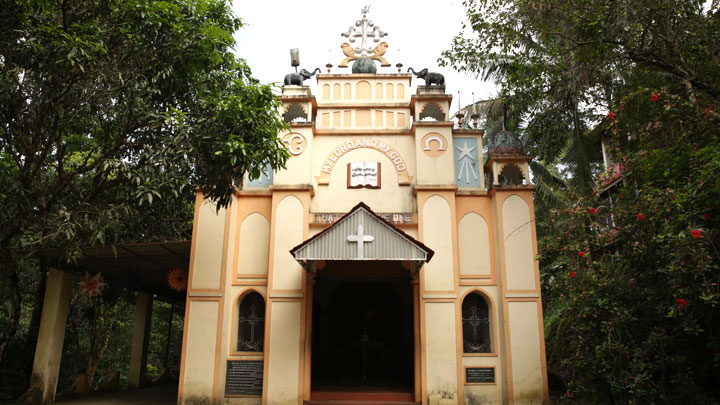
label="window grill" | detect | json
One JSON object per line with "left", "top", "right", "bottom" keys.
{"left": 462, "top": 293, "right": 491, "bottom": 353}
{"left": 238, "top": 292, "right": 265, "bottom": 352}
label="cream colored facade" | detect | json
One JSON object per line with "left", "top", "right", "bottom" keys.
{"left": 179, "top": 73, "right": 549, "bottom": 404}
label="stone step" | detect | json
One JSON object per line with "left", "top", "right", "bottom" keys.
{"left": 305, "top": 401, "right": 419, "bottom": 405}
{"left": 305, "top": 390, "right": 418, "bottom": 405}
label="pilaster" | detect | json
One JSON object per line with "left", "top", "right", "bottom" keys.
{"left": 129, "top": 292, "right": 153, "bottom": 388}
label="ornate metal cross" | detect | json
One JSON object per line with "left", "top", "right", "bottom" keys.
{"left": 341, "top": 6, "right": 387, "bottom": 57}
{"left": 347, "top": 224, "right": 375, "bottom": 259}
{"left": 239, "top": 303, "right": 263, "bottom": 351}
{"left": 463, "top": 306, "right": 489, "bottom": 351}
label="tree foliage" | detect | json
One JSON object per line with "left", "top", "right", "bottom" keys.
{"left": 0, "top": 0, "right": 288, "bottom": 367}
{"left": 445, "top": 0, "right": 720, "bottom": 401}
{"left": 541, "top": 90, "right": 720, "bottom": 402}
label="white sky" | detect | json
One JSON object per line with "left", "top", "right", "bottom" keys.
{"left": 232, "top": 0, "right": 498, "bottom": 113}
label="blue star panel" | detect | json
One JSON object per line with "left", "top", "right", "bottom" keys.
{"left": 247, "top": 165, "right": 273, "bottom": 188}
{"left": 454, "top": 137, "right": 482, "bottom": 188}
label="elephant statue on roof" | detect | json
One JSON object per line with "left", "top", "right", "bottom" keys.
{"left": 283, "top": 68, "right": 321, "bottom": 86}
{"left": 407, "top": 67, "right": 445, "bottom": 86}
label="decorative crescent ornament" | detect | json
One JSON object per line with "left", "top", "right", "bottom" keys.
{"left": 423, "top": 135, "right": 447, "bottom": 151}
{"left": 79, "top": 272, "right": 107, "bottom": 297}
{"left": 167, "top": 268, "right": 188, "bottom": 291}
{"left": 421, "top": 133, "right": 448, "bottom": 157}
{"left": 282, "top": 133, "right": 306, "bottom": 156}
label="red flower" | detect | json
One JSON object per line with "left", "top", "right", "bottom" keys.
{"left": 608, "top": 111, "right": 616, "bottom": 120}
{"left": 651, "top": 94, "right": 659, "bottom": 102}
{"left": 637, "top": 213, "right": 645, "bottom": 221}
{"left": 578, "top": 251, "right": 585, "bottom": 257}
{"left": 589, "top": 207, "right": 596, "bottom": 214}
{"left": 704, "top": 213, "right": 710, "bottom": 221}
{"left": 690, "top": 229, "right": 703, "bottom": 238}
{"left": 677, "top": 298, "right": 687, "bottom": 307}
{"left": 570, "top": 271, "right": 577, "bottom": 278}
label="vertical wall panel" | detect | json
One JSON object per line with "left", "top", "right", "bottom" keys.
{"left": 507, "top": 301, "right": 544, "bottom": 402}
{"left": 182, "top": 301, "right": 219, "bottom": 399}
{"left": 266, "top": 301, "right": 302, "bottom": 404}
{"left": 425, "top": 302, "right": 458, "bottom": 401}
{"left": 272, "top": 196, "right": 304, "bottom": 291}
{"left": 192, "top": 201, "right": 225, "bottom": 289}
{"left": 502, "top": 195, "right": 536, "bottom": 291}
{"left": 422, "top": 195, "right": 454, "bottom": 291}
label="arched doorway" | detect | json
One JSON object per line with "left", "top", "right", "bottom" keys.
{"left": 311, "top": 262, "right": 414, "bottom": 394}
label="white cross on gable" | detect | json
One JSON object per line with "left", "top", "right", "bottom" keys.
{"left": 346, "top": 224, "right": 375, "bottom": 259}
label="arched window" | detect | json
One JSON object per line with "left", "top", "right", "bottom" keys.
{"left": 462, "top": 292, "right": 491, "bottom": 353}
{"left": 237, "top": 292, "right": 265, "bottom": 352}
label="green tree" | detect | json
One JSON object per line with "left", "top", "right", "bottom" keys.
{"left": 540, "top": 90, "right": 720, "bottom": 402}
{"left": 444, "top": 0, "right": 720, "bottom": 401}
{"left": 0, "top": 0, "right": 288, "bottom": 365}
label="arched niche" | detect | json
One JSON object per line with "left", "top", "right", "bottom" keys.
{"left": 282, "top": 104, "right": 307, "bottom": 123}
{"left": 356, "top": 81, "right": 371, "bottom": 99}
{"left": 237, "top": 212, "right": 270, "bottom": 276}
{"left": 499, "top": 163, "right": 525, "bottom": 185}
{"left": 419, "top": 102, "right": 444, "bottom": 121}
{"left": 458, "top": 212, "right": 492, "bottom": 277}
{"left": 385, "top": 83, "right": 394, "bottom": 99}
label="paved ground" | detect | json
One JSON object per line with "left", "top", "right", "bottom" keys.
{"left": 55, "top": 384, "right": 176, "bottom": 405}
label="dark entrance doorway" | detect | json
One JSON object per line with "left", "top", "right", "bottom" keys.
{"left": 311, "top": 263, "right": 414, "bottom": 394}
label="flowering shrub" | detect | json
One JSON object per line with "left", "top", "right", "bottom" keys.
{"left": 540, "top": 90, "right": 720, "bottom": 402}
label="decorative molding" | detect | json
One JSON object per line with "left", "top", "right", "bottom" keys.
{"left": 188, "top": 292, "right": 222, "bottom": 297}
{"left": 268, "top": 293, "right": 304, "bottom": 298}
{"left": 422, "top": 294, "right": 457, "bottom": 299}
{"left": 505, "top": 293, "right": 539, "bottom": 298}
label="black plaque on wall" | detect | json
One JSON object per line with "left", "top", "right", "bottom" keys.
{"left": 465, "top": 367, "right": 495, "bottom": 384}
{"left": 225, "top": 360, "right": 263, "bottom": 396}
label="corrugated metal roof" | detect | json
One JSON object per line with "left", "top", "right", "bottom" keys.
{"left": 290, "top": 202, "right": 433, "bottom": 262}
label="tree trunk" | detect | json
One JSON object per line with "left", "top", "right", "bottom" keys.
{"left": 0, "top": 245, "right": 21, "bottom": 367}
{"left": 23, "top": 263, "right": 48, "bottom": 385}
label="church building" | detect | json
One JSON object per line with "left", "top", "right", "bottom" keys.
{"left": 179, "top": 8, "right": 548, "bottom": 405}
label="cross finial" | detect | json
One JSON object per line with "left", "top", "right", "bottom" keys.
{"left": 347, "top": 224, "right": 375, "bottom": 259}
{"left": 340, "top": 6, "right": 388, "bottom": 57}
